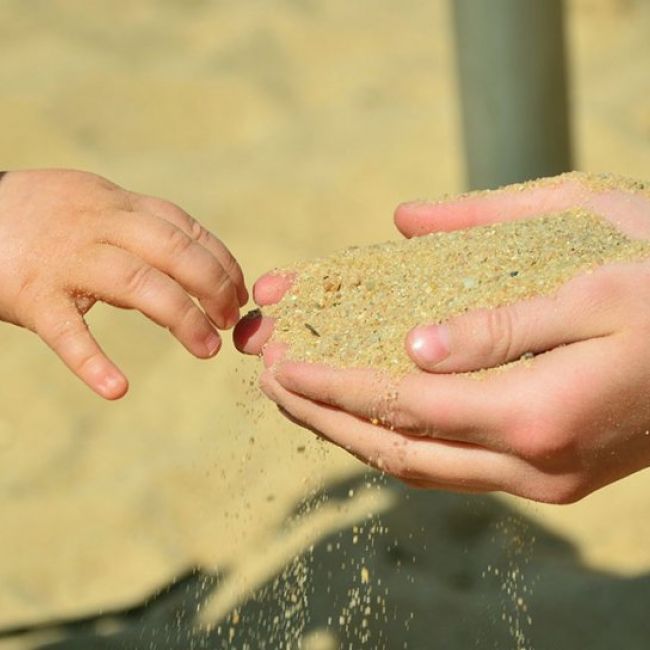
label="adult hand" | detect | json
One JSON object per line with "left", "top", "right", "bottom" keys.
{"left": 0, "top": 169, "right": 248, "bottom": 399}
{"left": 234, "top": 173, "right": 650, "bottom": 503}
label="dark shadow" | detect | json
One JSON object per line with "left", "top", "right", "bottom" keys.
{"left": 0, "top": 571, "right": 220, "bottom": 650}
{"left": 4, "top": 474, "right": 649, "bottom": 649}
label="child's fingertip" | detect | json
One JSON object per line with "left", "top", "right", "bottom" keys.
{"left": 204, "top": 330, "right": 222, "bottom": 357}
{"left": 97, "top": 370, "right": 129, "bottom": 400}
{"left": 225, "top": 305, "right": 241, "bottom": 330}
{"left": 238, "top": 284, "right": 250, "bottom": 306}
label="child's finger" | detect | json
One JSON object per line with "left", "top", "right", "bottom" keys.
{"left": 77, "top": 244, "right": 222, "bottom": 359}
{"left": 104, "top": 211, "right": 242, "bottom": 328}
{"left": 394, "top": 174, "right": 587, "bottom": 238}
{"left": 33, "top": 301, "right": 128, "bottom": 400}
{"left": 130, "top": 195, "right": 249, "bottom": 305}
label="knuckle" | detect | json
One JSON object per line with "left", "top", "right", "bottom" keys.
{"left": 172, "top": 203, "right": 194, "bottom": 227}
{"left": 86, "top": 170, "right": 118, "bottom": 189}
{"left": 74, "top": 349, "right": 103, "bottom": 376}
{"left": 528, "top": 474, "right": 589, "bottom": 505}
{"left": 213, "top": 267, "right": 235, "bottom": 298}
{"left": 397, "top": 403, "right": 432, "bottom": 435}
{"left": 578, "top": 271, "right": 622, "bottom": 310}
{"left": 166, "top": 226, "right": 194, "bottom": 258}
{"left": 386, "top": 408, "right": 419, "bottom": 433}
{"left": 470, "top": 308, "right": 516, "bottom": 364}
{"left": 368, "top": 380, "right": 412, "bottom": 430}
{"left": 389, "top": 377, "right": 425, "bottom": 431}
{"left": 547, "top": 477, "right": 590, "bottom": 505}
{"left": 124, "top": 263, "right": 156, "bottom": 297}
{"left": 220, "top": 248, "right": 241, "bottom": 277}
{"left": 174, "top": 298, "right": 202, "bottom": 332}
{"left": 380, "top": 443, "right": 414, "bottom": 480}
{"left": 14, "top": 273, "right": 39, "bottom": 321}
{"left": 379, "top": 455, "right": 409, "bottom": 479}
{"left": 38, "top": 313, "right": 85, "bottom": 350}
{"left": 44, "top": 318, "right": 76, "bottom": 344}
{"left": 191, "top": 220, "right": 211, "bottom": 244}
{"left": 509, "top": 404, "right": 576, "bottom": 463}
{"left": 141, "top": 196, "right": 190, "bottom": 224}
{"left": 167, "top": 202, "right": 196, "bottom": 232}
{"left": 203, "top": 256, "right": 230, "bottom": 287}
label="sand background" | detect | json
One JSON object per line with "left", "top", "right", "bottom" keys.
{"left": 0, "top": 0, "right": 648, "bottom": 648}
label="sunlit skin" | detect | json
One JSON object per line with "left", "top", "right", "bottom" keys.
{"left": 234, "top": 174, "right": 650, "bottom": 504}
{"left": 0, "top": 169, "right": 248, "bottom": 399}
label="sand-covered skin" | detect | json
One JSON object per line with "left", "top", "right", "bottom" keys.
{"left": 265, "top": 209, "right": 650, "bottom": 373}
{"left": 429, "top": 171, "right": 650, "bottom": 205}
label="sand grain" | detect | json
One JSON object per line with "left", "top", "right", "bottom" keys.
{"left": 265, "top": 207, "right": 650, "bottom": 374}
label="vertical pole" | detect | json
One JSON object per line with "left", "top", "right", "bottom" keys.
{"left": 452, "top": 0, "right": 572, "bottom": 190}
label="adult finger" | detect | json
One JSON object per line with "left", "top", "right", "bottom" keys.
{"left": 406, "top": 267, "right": 622, "bottom": 373}
{"left": 261, "top": 369, "right": 516, "bottom": 492}
{"left": 253, "top": 272, "right": 295, "bottom": 306}
{"left": 76, "top": 244, "right": 222, "bottom": 359}
{"left": 33, "top": 299, "right": 128, "bottom": 400}
{"left": 130, "top": 195, "right": 248, "bottom": 305}
{"left": 232, "top": 271, "right": 294, "bottom": 353}
{"left": 394, "top": 173, "right": 588, "bottom": 238}
{"left": 233, "top": 310, "right": 276, "bottom": 355}
{"left": 104, "top": 210, "right": 241, "bottom": 329}
{"left": 267, "top": 352, "right": 621, "bottom": 503}
{"left": 233, "top": 270, "right": 295, "bottom": 352}
{"left": 272, "top": 362, "right": 511, "bottom": 450}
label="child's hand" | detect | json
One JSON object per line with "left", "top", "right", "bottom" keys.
{"left": 235, "top": 173, "right": 650, "bottom": 503}
{"left": 0, "top": 169, "right": 248, "bottom": 399}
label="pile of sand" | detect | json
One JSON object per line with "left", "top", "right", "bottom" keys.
{"left": 266, "top": 207, "right": 650, "bottom": 373}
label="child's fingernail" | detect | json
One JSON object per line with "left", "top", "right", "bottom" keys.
{"left": 99, "top": 371, "right": 126, "bottom": 397}
{"left": 407, "top": 325, "right": 450, "bottom": 368}
{"left": 205, "top": 331, "right": 222, "bottom": 356}
{"left": 225, "top": 306, "right": 241, "bottom": 329}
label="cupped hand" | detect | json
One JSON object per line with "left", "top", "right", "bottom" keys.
{"left": 0, "top": 169, "right": 248, "bottom": 399}
{"left": 234, "top": 173, "right": 650, "bottom": 503}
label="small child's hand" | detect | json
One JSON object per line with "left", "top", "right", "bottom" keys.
{"left": 0, "top": 169, "right": 248, "bottom": 399}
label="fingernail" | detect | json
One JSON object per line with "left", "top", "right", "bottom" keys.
{"left": 240, "top": 286, "right": 250, "bottom": 306}
{"left": 225, "top": 305, "right": 241, "bottom": 329}
{"left": 99, "top": 371, "right": 126, "bottom": 398}
{"left": 408, "top": 325, "right": 450, "bottom": 367}
{"left": 242, "top": 308, "right": 262, "bottom": 320}
{"left": 205, "top": 331, "right": 222, "bottom": 356}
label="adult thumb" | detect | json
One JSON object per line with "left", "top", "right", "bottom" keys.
{"left": 405, "top": 285, "right": 613, "bottom": 373}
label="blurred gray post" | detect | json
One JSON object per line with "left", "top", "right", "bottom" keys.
{"left": 452, "top": 0, "right": 572, "bottom": 190}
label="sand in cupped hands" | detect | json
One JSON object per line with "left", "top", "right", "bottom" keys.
{"left": 264, "top": 207, "right": 650, "bottom": 374}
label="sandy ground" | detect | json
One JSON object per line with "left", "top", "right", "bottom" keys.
{"left": 0, "top": 0, "right": 648, "bottom": 648}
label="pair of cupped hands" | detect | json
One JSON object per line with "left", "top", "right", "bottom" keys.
{"left": 2, "top": 169, "right": 649, "bottom": 503}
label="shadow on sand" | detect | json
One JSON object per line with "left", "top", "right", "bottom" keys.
{"left": 3, "top": 474, "right": 649, "bottom": 649}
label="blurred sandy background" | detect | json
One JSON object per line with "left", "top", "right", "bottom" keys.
{"left": 0, "top": 0, "right": 648, "bottom": 648}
